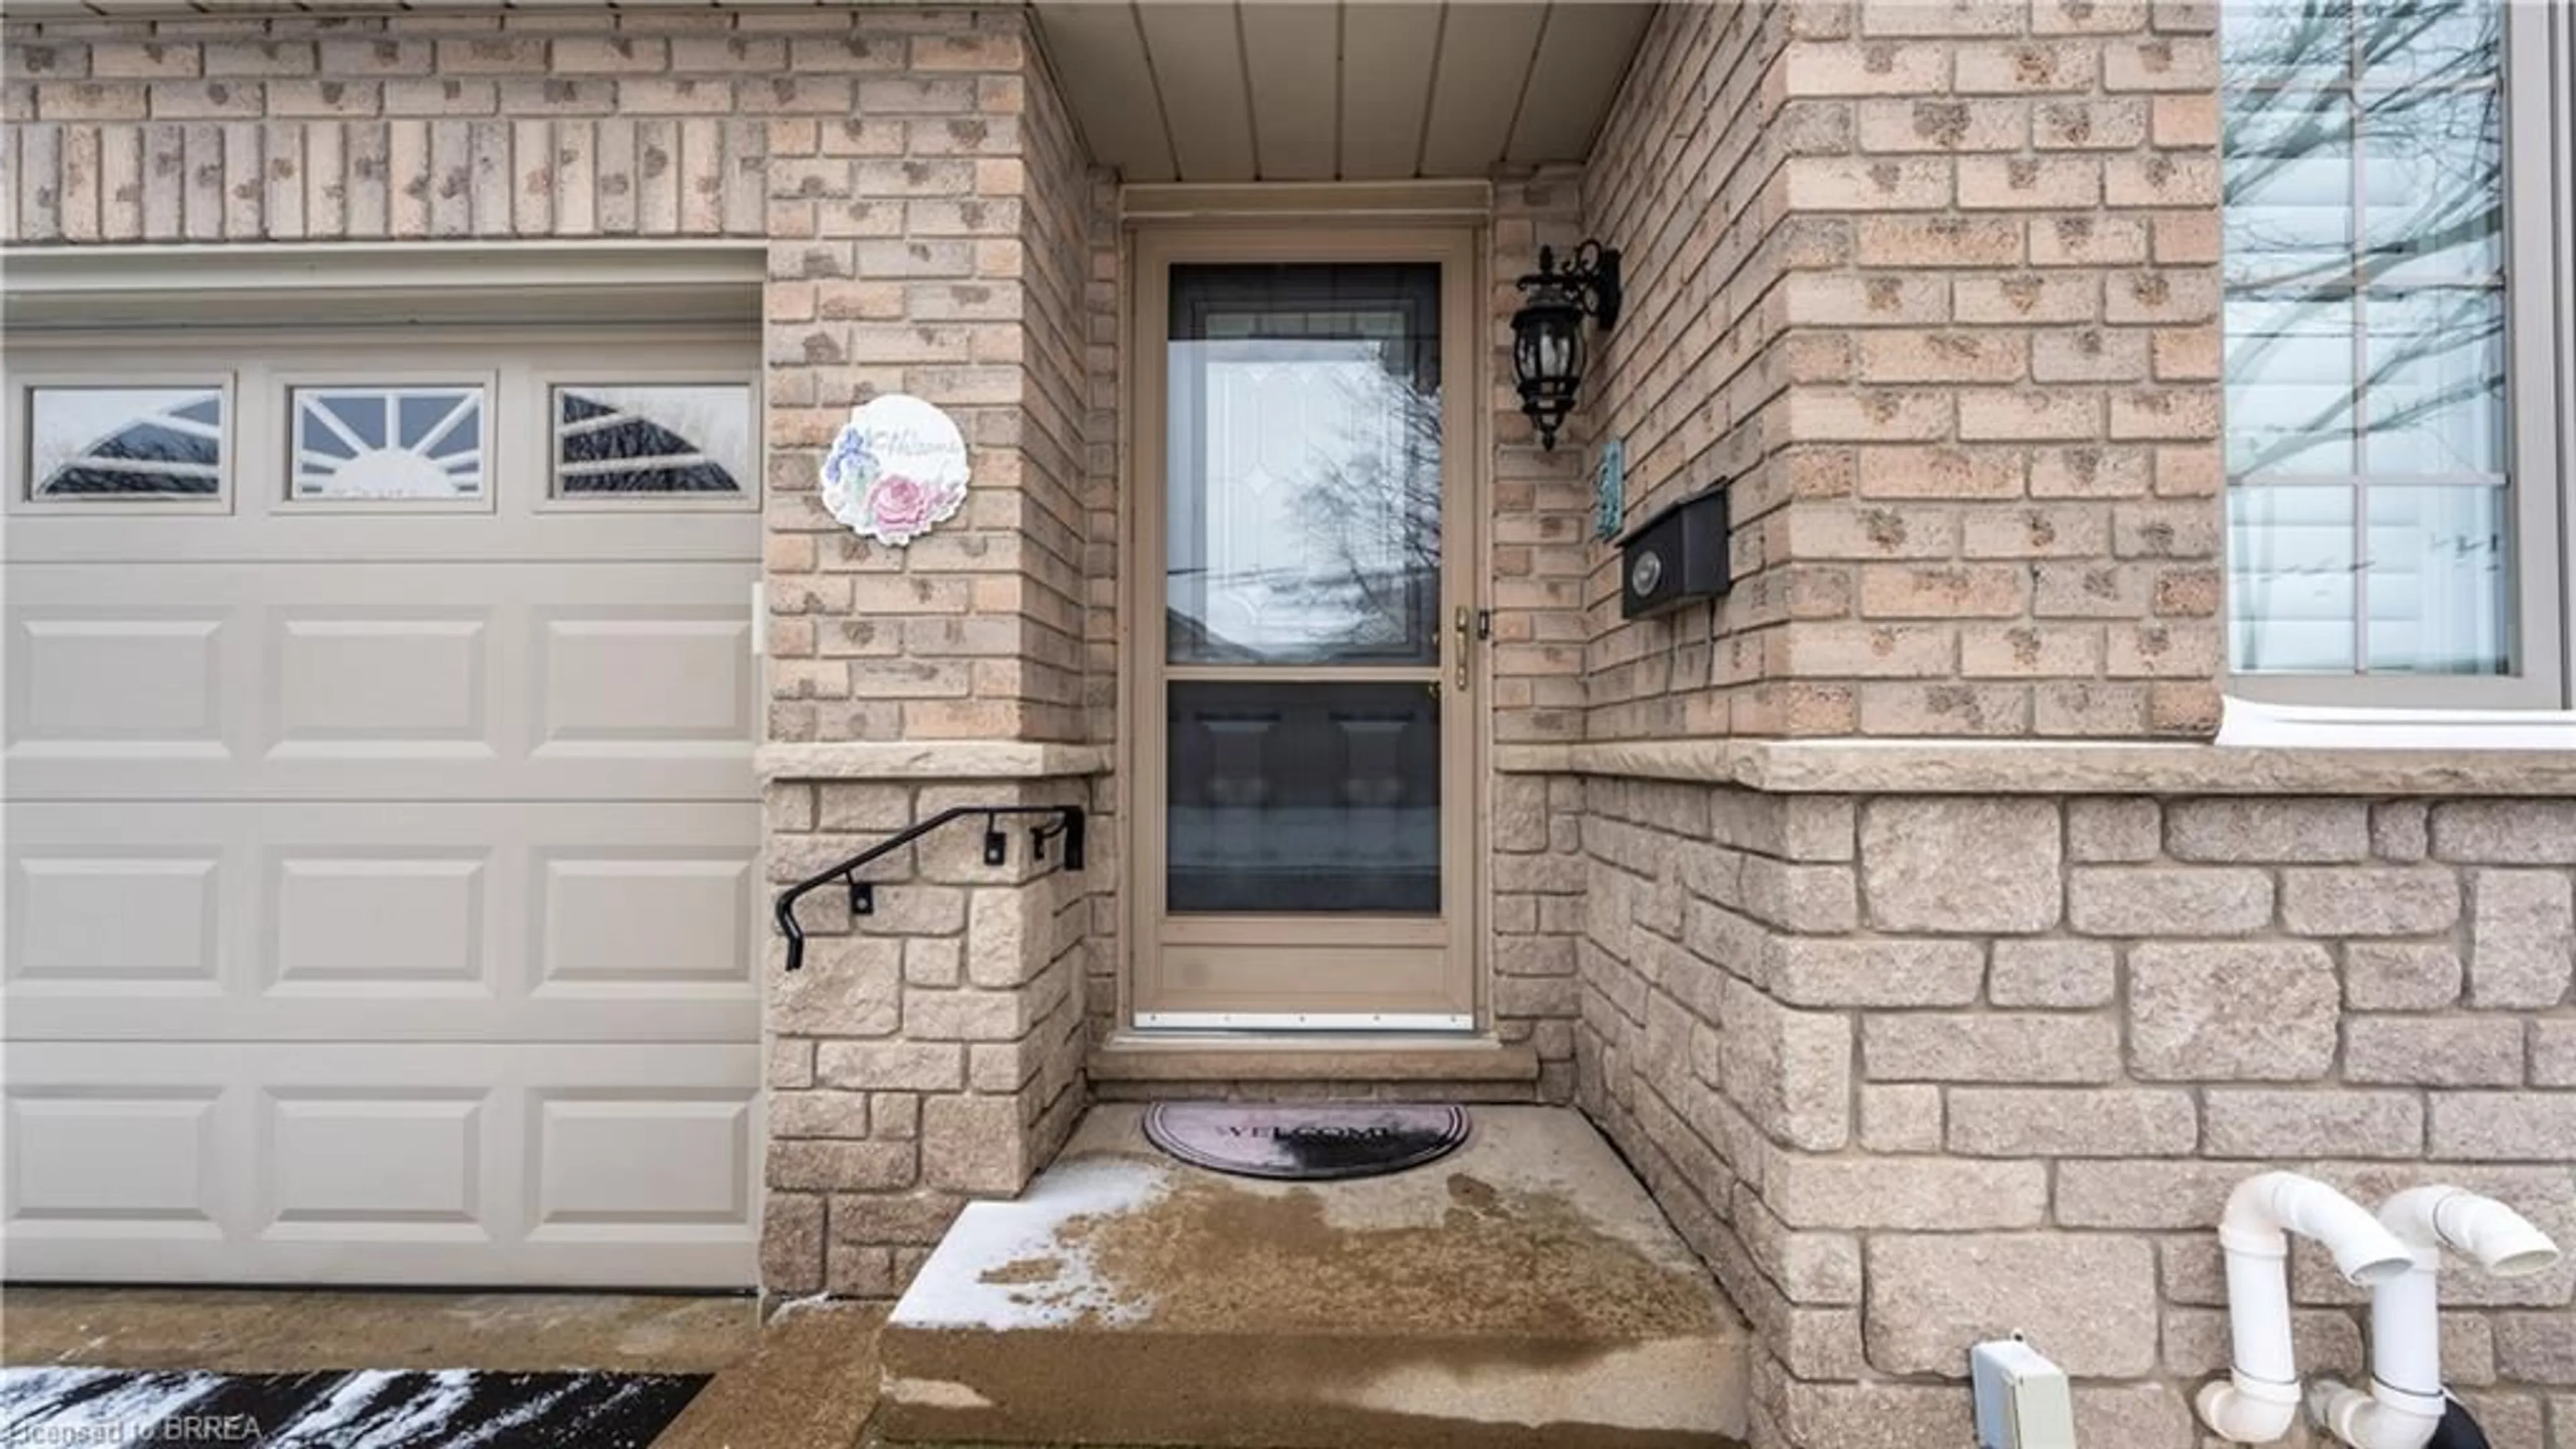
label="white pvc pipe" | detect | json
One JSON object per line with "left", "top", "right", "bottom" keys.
{"left": 2311, "top": 1187, "right": 2562, "bottom": 1449}
{"left": 2197, "top": 1173, "right": 2415, "bottom": 1444}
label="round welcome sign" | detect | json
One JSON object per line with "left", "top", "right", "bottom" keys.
{"left": 820, "top": 393, "right": 970, "bottom": 547}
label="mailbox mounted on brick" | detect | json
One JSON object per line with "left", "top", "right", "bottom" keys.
{"left": 1619, "top": 482, "right": 1731, "bottom": 618}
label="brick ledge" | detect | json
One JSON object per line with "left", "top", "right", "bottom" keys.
{"left": 758, "top": 741, "right": 1111, "bottom": 782}
{"left": 1493, "top": 739, "right": 2576, "bottom": 797}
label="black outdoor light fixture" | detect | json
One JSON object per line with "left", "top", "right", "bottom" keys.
{"left": 1510, "top": 239, "right": 1622, "bottom": 451}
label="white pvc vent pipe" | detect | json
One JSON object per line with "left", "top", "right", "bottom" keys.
{"left": 2310, "top": 1186, "right": 2562, "bottom": 1449}
{"left": 2196, "top": 1172, "right": 2416, "bottom": 1444}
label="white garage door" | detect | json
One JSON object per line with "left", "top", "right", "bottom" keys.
{"left": 2, "top": 320, "right": 765, "bottom": 1287}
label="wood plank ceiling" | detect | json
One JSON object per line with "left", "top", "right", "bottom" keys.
{"left": 1032, "top": 1, "right": 1656, "bottom": 182}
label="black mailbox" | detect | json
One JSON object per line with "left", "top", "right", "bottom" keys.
{"left": 1619, "top": 482, "right": 1731, "bottom": 618}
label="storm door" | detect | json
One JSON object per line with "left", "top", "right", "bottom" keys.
{"left": 1130, "top": 230, "right": 1479, "bottom": 1029}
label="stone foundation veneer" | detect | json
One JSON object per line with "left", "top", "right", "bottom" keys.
{"left": 761, "top": 763, "right": 1097, "bottom": 1297}
{"left": 1558, "top": 746, "right": 2575, "bottom": 1448}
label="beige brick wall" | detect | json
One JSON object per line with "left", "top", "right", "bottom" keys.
{"left": 1575, "top": 780, "right": 2576, "bottom": 1448}
{"left": 1579, "top": 0, "right": 2226, "bottom": 739}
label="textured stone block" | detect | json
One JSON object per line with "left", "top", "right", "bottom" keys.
{"left": 1860, "top": 798, "right": 2062, "bottom": 932}
{"left": 2166, "top": 798, "right": 2368, "bottom": 862}
{"left": 1947, "top": 1087, "right": 2196, "bottom": 1156}
{"left": 2344, "top": 943, "right": 2463, "bottom": 1011}
{"left": 2280, "top": 867, "right": 2461, "bottom": 937}
{"left": 2467, "top": 869, "right": 2575, "bottom": 1008}
{"left": 2428, "top": 1093, "right": 2576, "bottom": 1161}
{"left": 2344, "top": 1018, "right": 2526, "bottom": 1087}
{"left": 1765, "top": 936, "right": 1986, "bottom": 1007}
{"left": 1778, "top": 1379, "right": 1972, "bottom": 1449}
{"left": 760, "top": 1191, "right": 824, "bottom": 1295}
{"left": 2128, "top": 942, "right": 2337, "bottom": 1079}
{"left": 1767, "top": 1156, "right": 2051, "bottom": 1230}
{"left": 1864, "top": 1013, "right": 2123, "bottom": 1083}
{"left": 2055, "top": 1159, "right": 2256, "bottom": 1229}
{"left": 2067, "top": 796, "right": 2161, "bottom": 861}
{"left": 2536, "top": 1022, "right": 2576, "bottom": 1087}
{"left": 1719, "top": 981, "right": 1855, "bottom": 1151}
{"left": 2373, "top": 801, "right": 2430, "bottom": 862}
{"left": 1988, "top": 938, "right": 2117, "bottom": 1007}
{"left": 2493, "top": 1312, "right": 2576, "bottom": 1385}
{"left": 766, "top": 1138, "right": 915, "bottom": 1191}
{"left": 1867, "top": 1234, "right": 2158, "bottom": 1376}
{"left": 767, "top": 1089, "right": 871, "bottom": 1140}
{"left": 2432, "top": 801, "right": 2576, "bottom": 864}
{"left": 2070, "top": 866, "right": 2273, "bottom": 936}
{"left": 1859, "top": 1084, "right": 1943, "bottom": 1152}
{"left": 2202, "top": 1088, "right": 2423, "bottom": 1157}
{"left": 2070, "top": 1383, "right": 2195, "bottom": 1449}
{"left": 769, "top": 936, "right": 902, "bottom": 1036}
{"left": 920, "top": 1093, "right": 1030, "bottom": 1193}
{"left": 816, "top": 1040, "right": 966, "bottom": 1092}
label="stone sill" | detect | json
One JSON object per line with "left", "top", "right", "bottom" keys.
{"left": 1494, "top": 739, "right": 2576, "bottom": 797}
{"left": 1089, "top": 1036, "right": 1540, "bottom": 1085}
{"left": 759, "top": 741, "right": 1110, "bottom": 782}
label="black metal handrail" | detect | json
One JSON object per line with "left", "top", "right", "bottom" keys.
{"left": 774, "top": 804, "right": 1085, "bottom": 971}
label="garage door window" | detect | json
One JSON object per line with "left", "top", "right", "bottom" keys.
{"left": 551, "top": 384, "right": 753, "bottom": 497}
{"left": 25, "top": 385, "right": 227, "bottom": 501}
{"left": 290, "top": 384, "right": 488, "bottom": 501}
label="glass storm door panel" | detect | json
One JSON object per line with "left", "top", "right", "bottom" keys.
{"left": 1134, "top": 238, "right": 1478, "bottom": 1030}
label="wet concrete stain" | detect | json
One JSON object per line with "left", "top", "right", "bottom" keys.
{"left": 1050, "top": 1173, "right": 1723, "bottom": 1345}
{"left": 977, "top": 1256, "right": 1064, "bottom": 1287}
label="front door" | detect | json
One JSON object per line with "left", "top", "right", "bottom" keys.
{"left": 1130, "top": 228, "right": 1479, "bottom": 1030}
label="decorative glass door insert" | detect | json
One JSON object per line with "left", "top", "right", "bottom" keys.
{"left": 1133, "top": 236, "right": 1477, "bottom": 1029}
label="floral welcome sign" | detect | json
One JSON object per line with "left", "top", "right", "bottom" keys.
{"left": 820, "top": 394, "right": 970, "bottom": 547}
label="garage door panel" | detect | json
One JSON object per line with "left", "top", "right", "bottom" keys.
{"left": 8, "top": 612, "right": 229, "bottom": 747}
{"left": 7, "top": 852, "right": 223, "bottom": 986}
{"left": 536, "top": 613, "right": 754, "bottom": 748}
{"left": 270, "top": 851, "right": 493, "bottom": 991}
{"left": 276, "top": 615, "right": 490, "bottom": 746}
{"left": 264, "top": 1091, "right": 488, "bottom": 1228}
{"left": 5, "top": 802, "right": 757, "bottom": 1043}
{"left": 537, "top": 852, "right": 754, "bottom": 987}
{"left": 3, "top": 1044, "right": 757, "bottom": 1287}
{"left": 5, "top": 327, "right": 763, "bottom": 1289}
{"left": 531, "top": 1091, "right": 754, "bottom": 1229}
{"left": 5, "top": 562, "right": 755, "bottom": 802}
{"left": 5, "top": 1088, "right": 225, "bottom": 1226}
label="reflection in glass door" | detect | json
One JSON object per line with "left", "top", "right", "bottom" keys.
{"left": 1134, "top": 237, "right": 1477, "bottom": 1029}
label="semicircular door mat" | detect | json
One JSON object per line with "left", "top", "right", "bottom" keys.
{"left": 0, "top": 1364, "right": 706, "bottom": 1449}
{"left": 1142, "top": 1102, "right": 1470, "bottom": 1181}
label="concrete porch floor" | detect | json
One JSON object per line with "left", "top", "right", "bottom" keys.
{"left": 0, "top": 1287, "right": 883, "bottom": 1449}
{"left": 877, "top": 1104, "right": 1751, "bottom": 1449}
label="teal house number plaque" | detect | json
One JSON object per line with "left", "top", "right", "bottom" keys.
{"left": 1593, "top": 437, "right": 1625, "bottom": 542}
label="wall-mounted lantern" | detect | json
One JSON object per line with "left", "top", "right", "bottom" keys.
{"left": 1509, "top": 239, "right": 1621, "bottom": 452}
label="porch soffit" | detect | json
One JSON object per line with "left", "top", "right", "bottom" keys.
{"left": 9, "top": 0, "right": 1652, "bottom": 184}
{"left": 1033, "top": 1, "right": 1655, "bottom": 183}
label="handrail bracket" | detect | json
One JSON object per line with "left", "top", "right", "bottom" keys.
{"left": 775, "top": 802, "right": 1087, "bottom": 971}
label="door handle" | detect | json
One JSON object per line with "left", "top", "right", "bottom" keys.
{"left": 1452, "top": 606, "right": 1471, "bottom": 693}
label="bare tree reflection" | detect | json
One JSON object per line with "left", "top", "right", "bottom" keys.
{"left": 2223, "top": 0, "right": 2512, "bottom": 674}
{"left": 1275, "top": 367, "right": 1444, "bottom": 663}
{"left": 2224, "top": 0, "right": 2505, "bottom": 476}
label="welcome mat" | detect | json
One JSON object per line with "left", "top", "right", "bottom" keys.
{"left": 0, "top": 1364, "right": 707, "bottom": 1448}
{"left": 1142, "top": 1102, "right": 1470, "bottom": 1181}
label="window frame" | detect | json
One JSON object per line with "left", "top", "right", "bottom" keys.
{"left": 535, "top": 368, "right": 763, "bottom": 516}
{"left": 273, "top": 368, "right": 503, "bottom": 517}
{"left": 2222, "top": 0, "right": 2572, "bottom": 710}
{"left": 6, "top": 372, "right": 237, "bottom": 517}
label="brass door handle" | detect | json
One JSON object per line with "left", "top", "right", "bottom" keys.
{"left": 1453, "top": 607, "right": 1471, "bottom": 693}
